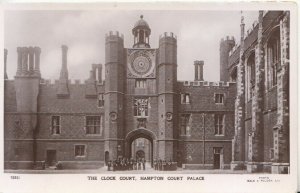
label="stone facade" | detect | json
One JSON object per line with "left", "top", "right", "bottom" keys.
{"left": 4, "top": 11, "right": 289, "bottom": 173}
{"left": 228, "top": 11, "right": 290, "bottom": 173}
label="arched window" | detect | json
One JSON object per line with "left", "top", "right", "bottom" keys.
{"left": 246, "top": 52, "right": 255, "bottom": 101}
{"left": 139, "top": 30, "right": 144, "bottom": 43}
{"left": 266, "top": 28, "right": 280, "bottom": 88}
{"left": 230, "top": 67, "right": 237, "bottom": 82}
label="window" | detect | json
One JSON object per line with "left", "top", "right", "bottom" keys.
{"left": 75, "top": 145, "right": 85, "bottom": 157}
{"left": 137, "top": 139, "right": 145, "bottom": 147}
{"left": 98, "top": 94, "right": 104, "bottom": 108}
{"left": 267, "top": 29, "right": 280, "bottom": 88}
{"left": 86, "top": 116, "right": 101, "bottom": 134}
{"left": 135, "top": 79, "right": 146, "bottom": 88}
{"left": 246, "top": 53, "right": 255, "bottom": 100}
{"left": 214, "top": 114, "right": 224, "bottom": 135}
{"left": 181, "top": 93, "right": 190, "bottom": 104}
{"left": 51, "top": 116, "right": 60, "bottom": 135}
{"left": 134, "top": 98, "right": 149, "bottom": 117}
{"left": 213, "top": 147, "right": 223, "bottom": 154}
{"left": 215, "top": 94, "right": 224, "bottom": 104}
{"left": 180, "top": 114, "right": 191, "bottom": 136}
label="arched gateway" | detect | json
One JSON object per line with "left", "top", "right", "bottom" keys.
{"left": 124, "top": 128, "right": 156, "bottom": 166}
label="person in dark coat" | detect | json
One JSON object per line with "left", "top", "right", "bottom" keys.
{"left": 108, "top": 160, "right": 112, "bottom": 171}
{"left": 142, "top": 158, "right": 146, "bottom": 170}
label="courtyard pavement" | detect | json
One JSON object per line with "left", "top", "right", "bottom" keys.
{"left": 5, "top": 164, "right": 249, "bottom": 174}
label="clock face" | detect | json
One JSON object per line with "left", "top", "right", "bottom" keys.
{"left": 127, "top": 49, "right": 156, "bottom": 78}
{"left": 132, "top": 55, "right": 151, "bottom": 75}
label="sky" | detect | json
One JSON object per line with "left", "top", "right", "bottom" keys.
{"left": 4, "top": 10, "right": 258, "bottom": 81}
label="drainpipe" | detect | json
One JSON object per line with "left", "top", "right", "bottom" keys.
{"left": 202, "top": 113, "right": 206, "bottom": 167}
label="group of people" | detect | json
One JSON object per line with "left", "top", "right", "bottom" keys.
{"left": 107, "top": 157, "right": 146, "bottom": 171}
{"left": 106, "top": 157, "right": 177, "bottom": 171}
{"left": 153, "top": 159, "right": 177, "bottom": 171}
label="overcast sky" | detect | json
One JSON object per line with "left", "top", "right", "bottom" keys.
{"left": 4, "top": 10, "right": 258, "bottom": 81}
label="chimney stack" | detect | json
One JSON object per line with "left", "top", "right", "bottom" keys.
{"left": 4, "top": 49, "right": 8, "bottom": 79}
{"left": 194, "top": 60, "right": 204, "bottom": 81}
{"left": 57, "top": 45, "right": 70, "bottom": 98}
{"left": 28, "top": 47, "right": 34, "bottom": 74}
{"left": 60, "top": 45, "right": 68, "bottom": 80}
{"left": 34, "top": 47, "right": 41, "bottom": 76}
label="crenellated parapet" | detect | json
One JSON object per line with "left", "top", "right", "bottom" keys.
{"left": 159, "top": 32, "right": 177, "bottom": 40}
{"left": 16, "top": 46, "right": 41, "bottom": 77}
{"left": 39, "top": 78, "right": 105, "bottom": 86}
{"left": 105, "top": 31, "right": 124, "bottom": 41}
{"left": 178, "top": 80, "right": 236, "bottom": 87}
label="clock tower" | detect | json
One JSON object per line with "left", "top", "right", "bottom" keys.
{"left": 105, "top": 15, "right": 177, "bottom": 162}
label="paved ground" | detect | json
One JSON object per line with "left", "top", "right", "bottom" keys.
{"left": 5, "top": 164, "right": 249, "bottom": 174}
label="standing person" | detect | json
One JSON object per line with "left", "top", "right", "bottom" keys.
{"left": 108, "top": 160, "right": 112, "bottom": 171}
{"left": 112, "top": 160, "right": 116, "bottom": 171}
{"left": 154, "top": 159, "right": 157, "bottom": 170}
{"left": 142, "top": 158, "right": 145, "bottom": 170}
{"left": 133, "top": 159, "right": 136, "bottom": 170}
{"left": 138, "top": 159, "right": 141, "bottom": 170}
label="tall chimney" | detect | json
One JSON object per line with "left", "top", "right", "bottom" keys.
{"left": 34, "top": 47, "right": 41, "bottom": 76}
{"left": 57, "top": 45, "right": 70, "bottom": 98}
{"left": 194, "top": 60, "right": 204, "bottom": 81}
{"left": 60, "top": 45, "right": 68, "bottom": 80}
{"left": 4, "top": 49, "right": 8, "bottom": 79}
{"left": 22, "top": 47, "right": 29, "bottom": 75}
{"left": 16, "top": 47, "right": 22, "bottom": 76}
{"left": 28, "top": 47, "right": 34, "bottom": 74}
{"left": 98, "top": 64, "right": 102, "bottom": 83}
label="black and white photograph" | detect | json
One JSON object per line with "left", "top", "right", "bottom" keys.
{"left": 0, "top": 2, "right": 298, "bottom": 193}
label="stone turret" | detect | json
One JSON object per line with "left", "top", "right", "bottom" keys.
{"left": 104, "top": 31, "right": 125, "bottom": 160}
{"left": 247, "top": 10, "right": 265, "bottom": 173}
{"left": 231, "top": 13, "right": 246, "bottom": 170}
{"left": 57, "top": 45, "right": 70, "bottom": 98}
{"left": 158, "top": 32, "right": 177, "bottom": 160}
{"left": 220, "top": 36, "right": 235, "bottom": 82}
{"left": 272, "top": 11, "right": 290, "bottom": 174}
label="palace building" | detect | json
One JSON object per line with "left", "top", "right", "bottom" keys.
{"left": 3, "top": 11, "right": 289, "bottom": 173}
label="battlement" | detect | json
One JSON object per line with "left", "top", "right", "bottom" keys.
{"left": 245, "top": 20, "right": 258, "bottom": 39}
{"left": 229, "top": 43, "right": 240, "bottom": 56}
{"left": 105, "top": 31, "right": 124, "bottom": 40}
{"left": 159, "top": 32, "right": 177, "bottom": 40}
{"left": 178, "top": 80, "right": 236, "bottom": 87}
{"left": 220, "top": 36, "right": 235, "bottom": 43}
{"left": 39, "top": 79, "right": 104, "bottom": 86}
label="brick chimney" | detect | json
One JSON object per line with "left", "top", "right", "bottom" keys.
{"left": 194, "top": 60, "right": 204, "bottom": 81}
{"left": 57, "top": 45, "right": 70, "bottom": 98}
{"left": 4, "top": 49, "right": 8, "bottom": 79}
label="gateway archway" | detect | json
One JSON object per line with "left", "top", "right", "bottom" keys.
{"left": 125, "top": 128, "right": 156, "bottom": 167}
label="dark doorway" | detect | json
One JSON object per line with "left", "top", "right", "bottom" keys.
{"left": 131, "top": 137, "right": 152, "bottom": 165}
{"left": 125, "top": 129, "right": 155, "bottom": 168}
{"left": 136, "top": 150, "right": 145, "bottom": 160}
{"left": 105, "top": 151, "right": 109, "bottom": 166}
{"left": 46, "top": 150, "right": 56, "bottom": 166}
{"left": 213, "top": 147, "right": 222, "bottom": 169}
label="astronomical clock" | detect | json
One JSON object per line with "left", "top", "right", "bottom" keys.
{"left": 127, "top": 49, "right": 156, "bottom": 78}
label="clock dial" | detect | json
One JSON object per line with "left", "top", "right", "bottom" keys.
{"left": 132, "top": 56, "right": 151, "bottom": 75}
{"left": 127, "top": 49, "right": 155, "bottom": 78}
